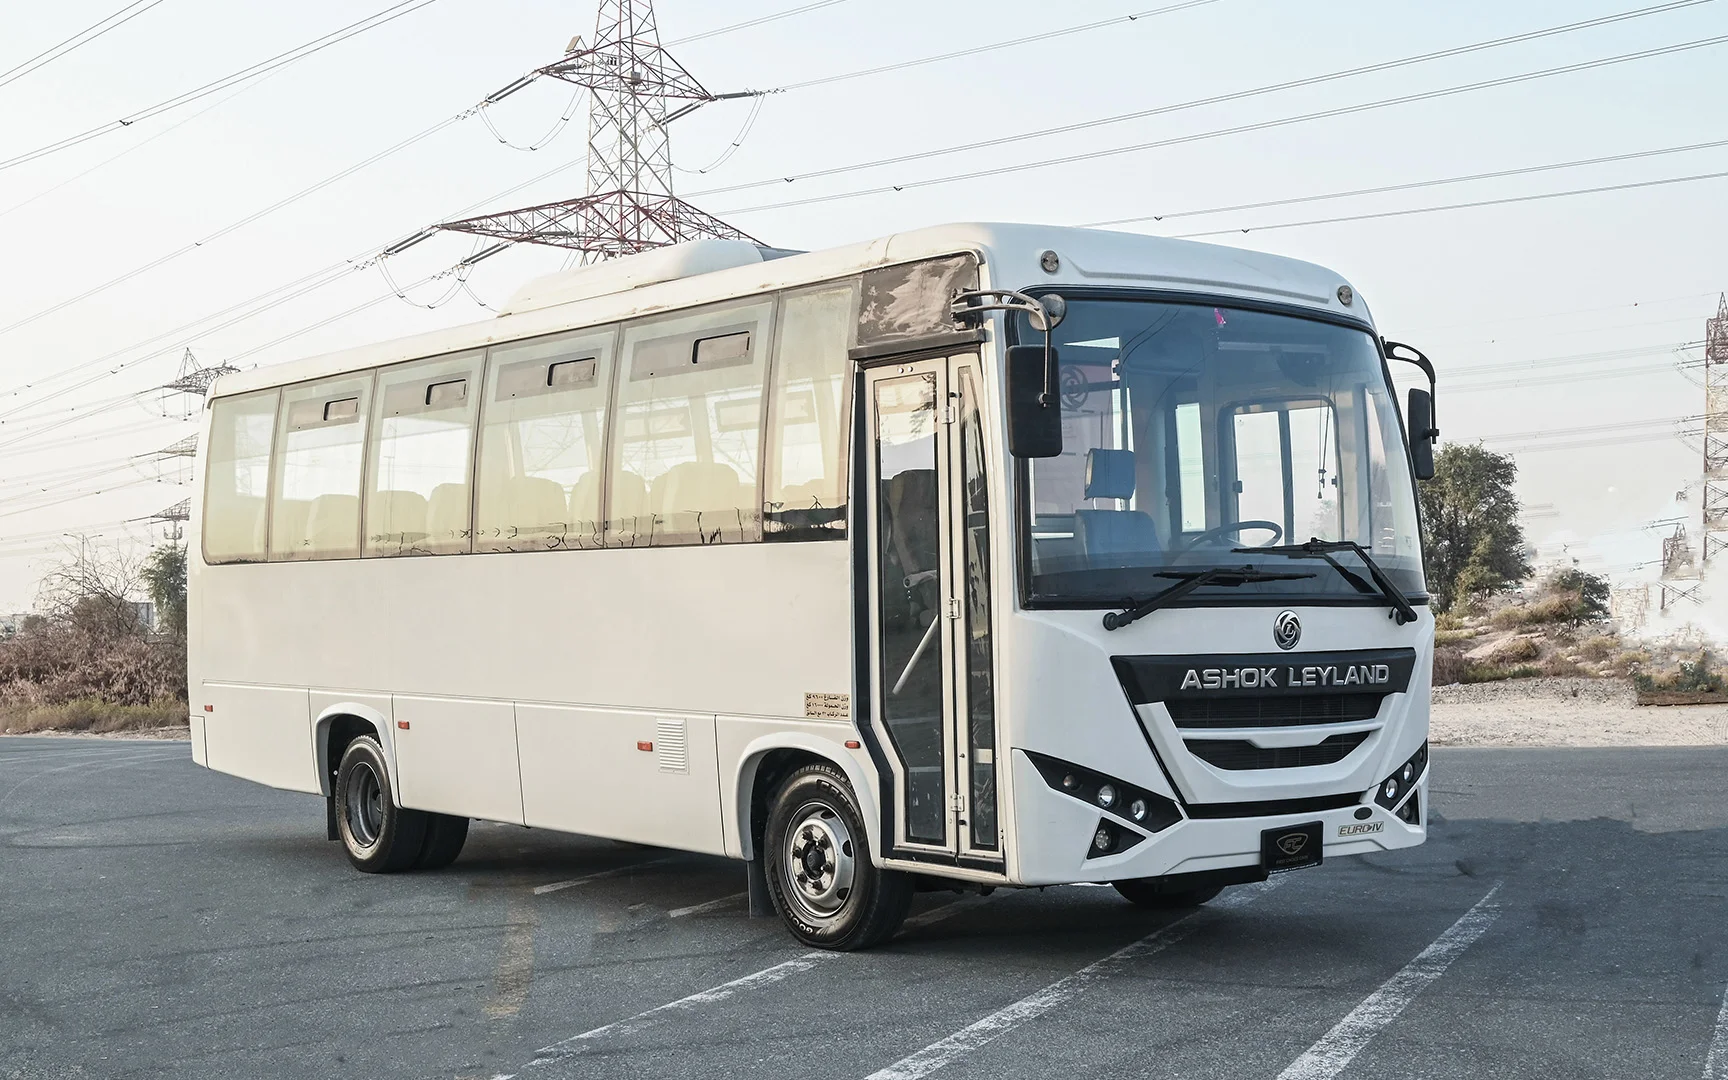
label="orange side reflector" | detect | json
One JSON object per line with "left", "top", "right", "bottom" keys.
{"left": 397, "top": 721, "right": 410, "bottom": 730}
{"left": 203, "top": 704, "right": 213, "bottom": 712}
{"left": 845, "top": 740, "right": 861, "bottom": 749}
{"left": 637, "top": 740, "right": 653, "bottom": 752}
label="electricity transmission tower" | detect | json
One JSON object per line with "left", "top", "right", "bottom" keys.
{"left": 1702, "top": 293, "right": 1728, "bottom": 562}
{"left": 438, "top": 0, "right": 761, "bottom": 259}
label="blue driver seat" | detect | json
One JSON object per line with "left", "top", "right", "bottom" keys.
{"left": 1073, "top": 448, "right": 1162, "bottom": 567}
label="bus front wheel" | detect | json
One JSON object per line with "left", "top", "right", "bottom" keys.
{"left": 333, "top": 735, "right": 428, "bottom": 873}
{"left": 764, "top": 763, "right": 912, "bottom": 951}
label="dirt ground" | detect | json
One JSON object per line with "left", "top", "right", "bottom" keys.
{"left": 1432, "top": 677, "right": 1728, "bottom": 747}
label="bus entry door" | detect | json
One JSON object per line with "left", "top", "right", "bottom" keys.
{"left": 864, "top": 354, "right": 1000, "bottom": 862}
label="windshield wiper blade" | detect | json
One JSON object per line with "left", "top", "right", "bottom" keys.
{"left": 1102, "top": 565, "right": 1316, "bottom": 631}
{"left": 1234, "top": 538, "right": 1419, "bottom": 626}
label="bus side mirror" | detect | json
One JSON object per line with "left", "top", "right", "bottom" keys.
{"left": 1407, "top": 388, "right": 1437, "bottom": 480}
{"left": 1006, "top": 345, "right": 1062, "bottom": 458}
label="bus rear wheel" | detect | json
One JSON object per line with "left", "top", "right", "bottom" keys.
{"left": 1112, "top": 878, "right": 1224, "bottom": 909}
{"left": 415, "top": 813, "right": 469, "bottom": 870}
{"left": 334, "top": 735, "right": 427, "bottom": 873}
{"left": 764, "top": 763, "right": 912, "bottom": 951}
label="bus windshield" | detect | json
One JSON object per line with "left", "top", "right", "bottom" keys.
{"left": 1020, "top": 296, "right": 1425, "bottom": 604}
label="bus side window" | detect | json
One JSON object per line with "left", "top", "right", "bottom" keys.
{"left": 609, "top": 299, "right": 774, "bottom": 547}
{"left": 365, "top": 350, "right": 484, "bottom": 557}
{"left": 765, "top": 283, "right": 854, "bottom": 539}
{"left": 474, "top": 328, "right": 618, "bottom": 553}
{"left": 203, "top": 390, "right": 280, "bottom": 564}
{"left": 270, "top": 376, "right": 374, "bottom": 561}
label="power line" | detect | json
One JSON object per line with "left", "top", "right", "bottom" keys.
{"left": 0, "top": 0, "right": 444, "bottom": 175}
{"left": 694, "top": 1, "right": 1716, "bottom": 202}
{"left": 0, "top": 0, "right": 170, "bottom": 90}
{"left": 1171, "top": 166, "right": 1728, "bottom": 238}
{"left": 667, "top": 0, "right": 855, "bottom": 45}
{"left": 1084, "top": 136, "right": 1728, "bottom": 228}
{"left": 776, "top": 0, "right": 1222, "bottom": 92}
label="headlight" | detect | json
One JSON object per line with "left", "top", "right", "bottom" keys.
{"left": 1096, "top": 784, "right": 1117, "bottom": 809}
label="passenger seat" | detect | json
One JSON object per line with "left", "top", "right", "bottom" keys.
{"left": 1072, "top": 448, "right": 1161, "bottom": 567}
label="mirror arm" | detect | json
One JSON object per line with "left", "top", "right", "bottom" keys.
{"left": 952, "top": 289, "right": 1065, "bottom": 407}
{"left": 1383, "top": 339, "right": 1438, "bottom": 438}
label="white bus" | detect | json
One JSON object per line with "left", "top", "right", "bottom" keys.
{"left": 189, "top": 223, "right": 1439, "bottom": 950}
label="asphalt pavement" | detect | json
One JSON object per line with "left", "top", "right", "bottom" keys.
{"left": 1, "top": 738, "right": 1725, "bottom": 1080}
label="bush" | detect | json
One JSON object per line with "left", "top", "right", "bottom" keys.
{"left": 1462, "top": 663, "right": 1543, "bottom": 683}
{"left": 1634, "top": 650, "right": 1726, "bottom": 695}
{"left": 0, "top": 621, "right": 185, "bottom": 708}
{"left": 1539, "top": 653, "right": 1582, "bottom": 678}
{"left": 1578, "top": 635, "right": 1618, "bottom": 661}
{"left": 1433, "top": 646, "right": 1465, "bottom": 687}
{"left": 1490, "top": 636, "right": 1541, "bottom": 663}
{"left": 0, "top": 699, "right": 186, "bottom": 734}
{"left": 1435, "top": 628, "right": 1477, "bottom": 645}
{"left": 1492, "top": 593, "right": 1583, "bottom": 628}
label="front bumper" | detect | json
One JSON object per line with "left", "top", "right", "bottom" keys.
{"left": 1008, "top": 748, "right": 1427, "bottom": 885}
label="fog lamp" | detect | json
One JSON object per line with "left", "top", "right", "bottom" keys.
{"left": 1096, "top": 784, "right": 1117, "bottom": 809}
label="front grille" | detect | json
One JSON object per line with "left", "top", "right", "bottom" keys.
{"left": 1186, "top": 731, "right": 1370, "bottom": 770}
{"left": 1185, "top": 792, "right": 1363, "bottom": 819}
{"left": 1166, "top": 694, "right": 1383, "bottom": 729}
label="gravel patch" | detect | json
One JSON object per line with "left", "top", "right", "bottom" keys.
{"left": 1432, "top": 677, "right": 1728, "bottom": 747}
{"left": 0, "top": 727, "right": 191, "bottom": 742}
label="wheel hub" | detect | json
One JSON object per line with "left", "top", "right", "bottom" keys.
{"left": 344, "top": 761, "right": 384, "bottom": 850}
{"left": 783, "top": 804, "right": 855, "bottom": 921}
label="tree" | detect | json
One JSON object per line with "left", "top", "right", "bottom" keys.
{"left": 1546, "top": 565, "right": 1610, "bottom": 624}
{"left": 141, "top": 544, "right": 188, "bottom": 638}
{"left": 1418, "top": 443, "right": 1531, "bottom": 612}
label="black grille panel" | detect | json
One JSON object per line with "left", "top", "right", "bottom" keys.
{"left": 1186, "top": 731, "right": 1370, "bottom": 771}
{"left": 1166, "top": 694, "right": 1384, "bottom": 729}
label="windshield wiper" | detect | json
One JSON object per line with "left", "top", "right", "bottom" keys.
{"left": 1234, "top": 538, "right": 1419, "bottom": 625}
{"left": 1102, "top": 565, "right": 1317, "bottom": 631}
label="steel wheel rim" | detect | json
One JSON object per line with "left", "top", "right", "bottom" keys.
{"left": 783, "top": 801, "right": 855, "bottom": 922}
{"left": 345, "top": 761, "right": 384, "bottom": 849}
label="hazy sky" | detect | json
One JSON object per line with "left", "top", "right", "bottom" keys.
{"left": 0, "top": 0, "right": 1724, "bottom": 610}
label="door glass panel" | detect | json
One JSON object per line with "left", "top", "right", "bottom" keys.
{"left": 1288, "top": 402, "right": 1343, "bottom": 541}
{"left": 1231, "top": 409, "right": 1284, "bottom": 531}
{"left": 956, "top": 368, "right": 997, "bottom": 851}
{"left": 874, "top": 373, "right": 945, "bottom": 845}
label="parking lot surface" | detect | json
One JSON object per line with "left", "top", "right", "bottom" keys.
{"left": 2, "top": 738, "right": 1725, "bottom": 1079}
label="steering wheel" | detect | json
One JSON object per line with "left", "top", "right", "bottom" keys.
{"left": 1175, "top": 519, "right": 1284, "bottom": 553}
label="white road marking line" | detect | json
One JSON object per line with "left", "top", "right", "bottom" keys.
{"left": 862, "top": 878, "right": 1284, "bottom": 1080}
{"left": 902, "top": 893, "right": 997, "bottom": 930}
{"left": 1704, "top": 982, "right": 1728, "bottom": 1079}
{"left": 516, "top": 952, "right": 838, "bottom": 1070}
{"left": 532, "top": 856, "right": 674, "bottom": 895}
{"left": 668, "top": 891, "right": 747, "bottom": 918}
{"left": 1276, "top": 882, "right": 1504, "bottom": 1080}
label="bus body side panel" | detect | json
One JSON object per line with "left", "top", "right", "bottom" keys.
{"left": 393, "top": 695, "right": 524, "bottom": 824}
{"left": 518, "top": 705, "right": 722, "bottom": 854}
{"left": 202, "top": 682, "right": 318, "bottom": 794}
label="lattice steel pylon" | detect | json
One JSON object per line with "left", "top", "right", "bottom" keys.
{"left": 437, "top": 0, "right": 760, "bottom": 259}
{"left": 1702, "top": 294, "right": 1728, "bottom": 561}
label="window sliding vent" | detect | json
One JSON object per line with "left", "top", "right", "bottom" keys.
{"left": 547, "top": 357, "right": 597, "bottom": 389}
{"left": 655, "top": 719, "right": 688, "bottom": 774}
{"left": 693, "top": 331, "right": 750, "bottom": 367}
{"left": 424, "top": 378, "right": 467, "bottom": 407}
{"left": 323, "top": 397, "right": 359, "bottom": 422}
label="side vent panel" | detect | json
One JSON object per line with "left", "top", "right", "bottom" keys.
{"left": 656, "top": 719, "right": 689, "bottom": 774}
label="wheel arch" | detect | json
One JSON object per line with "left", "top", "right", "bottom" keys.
{"left": 731, "top": 733, "right": 881, "bottom": 864}
{"left": 314, "top": 702, "right": 397, "bottom": 802}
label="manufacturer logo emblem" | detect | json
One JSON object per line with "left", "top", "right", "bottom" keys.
{"left": 1276, "top": 833, "right": 1308, "bottom": 856}
{"left": 1273, "top": 610, "right": 1301, "bottom": 651}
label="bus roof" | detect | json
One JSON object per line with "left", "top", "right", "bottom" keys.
{"left": 208, "top": 222, "right": 1367, "bottom": 399}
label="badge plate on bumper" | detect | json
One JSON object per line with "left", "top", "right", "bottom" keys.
{"left": 1261, "top": 821, "right": 1324, "bottom": 873}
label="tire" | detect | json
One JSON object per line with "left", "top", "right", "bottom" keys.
{"left": 764, "top": 763, "right": 912, "bottom": 951}
{"left": 1112, "top": 878, "right": 1224, "bottom": 909}
{"left": 415, "top": 813, "right": 469, "bottom": 870}
{"left": 333, "top": 735, "right": 427, "bottom": 873}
